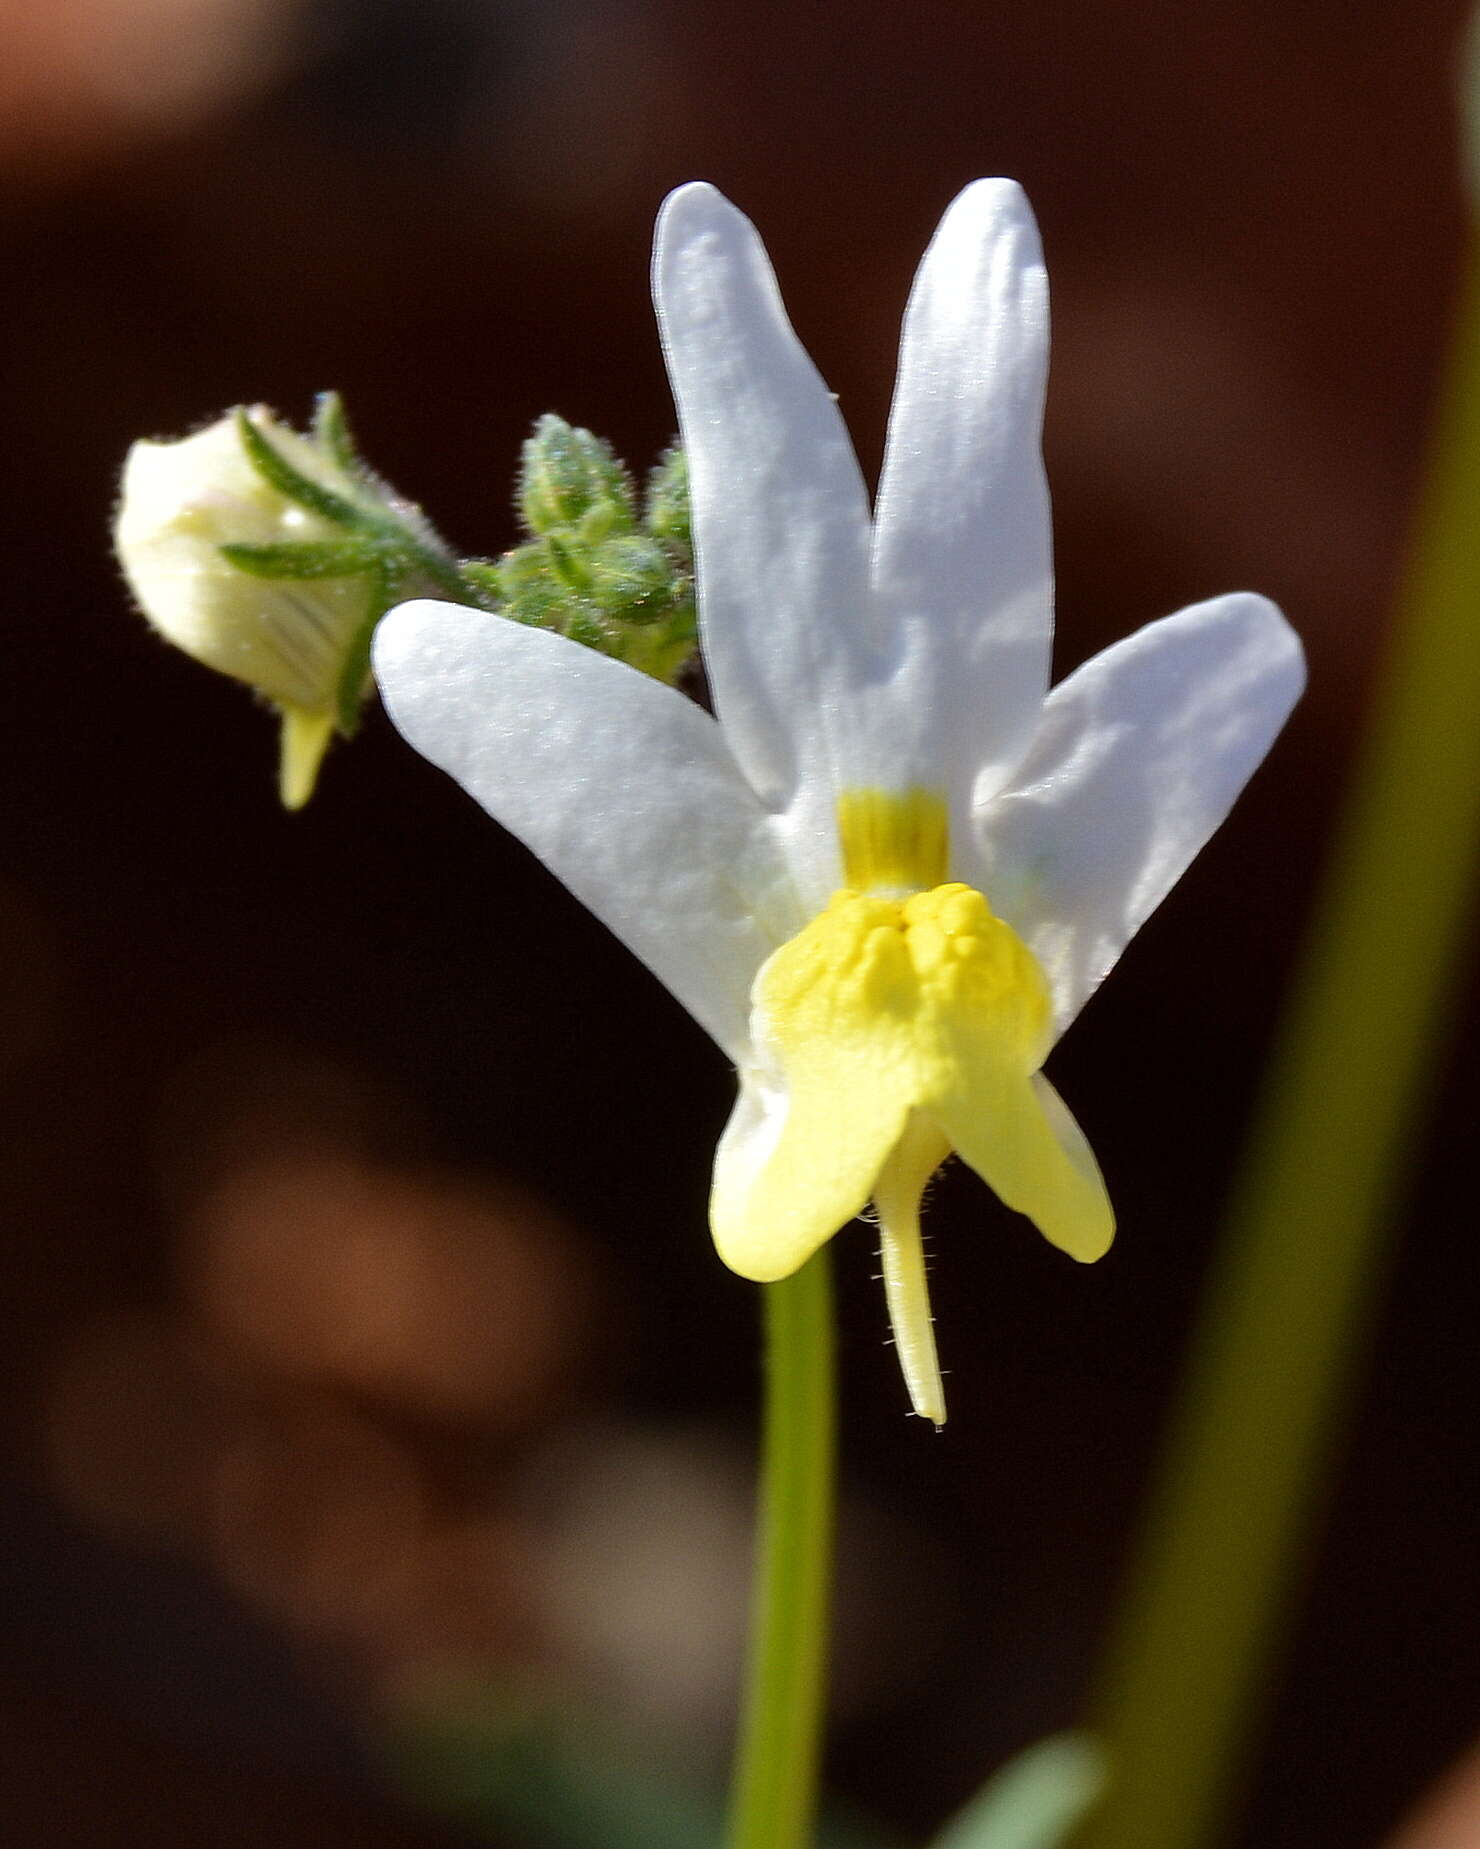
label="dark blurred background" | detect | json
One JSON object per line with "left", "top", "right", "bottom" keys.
{"left": 2, "top": 1, "right": 1478, "bottom": 1844}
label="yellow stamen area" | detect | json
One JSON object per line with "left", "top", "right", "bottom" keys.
{"left": 713, "top": 855, "right": 1115, "bottom": 1424}
{"left": 836, "top": 786, "right": 949, "bottom": 894}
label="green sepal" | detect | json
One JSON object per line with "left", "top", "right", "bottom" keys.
{"left": 496, "top": 541, "right": 546, "bottom": 598}
{"left": 929, "top": 1734, "right": 1106, "bottom": 1849}
{"left": 333, "top": 560, "right": 400, "bottom": 735}
{"left": 456, "top": 560, "right": 506, "bottom": 606}
{"left": 644, "top": 444, "right": 690, "bottom": 553}
{"left": 519, "top": 415, "right": 636, "bottom": 538}
{"left": 563, "top": 604, "right": 617, "bottom": 651}
{"left": 617, "top": 624, "right": 695, "bottom": 684}
{"left": 235, "top": 407, "right": 366, "bottom": 529}
{"left": 588, "top": 535, "right": 679, "bottom": 624}
{"left": 546, "top": 534, "right": 593, "bottom": 594}
{"left": 219, "top": 539, "right": 379, "bottom": 579}
{"left": 504, "top": 579, "right": 577, "bottom": 632}
{"left": 313, "top": 390, "right": 364, "bottom": 479}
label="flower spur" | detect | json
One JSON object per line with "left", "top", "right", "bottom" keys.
{"left": 373, "top": 180, "right": 1304, "bottom": 1424}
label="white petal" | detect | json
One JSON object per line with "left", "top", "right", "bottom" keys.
{"left": 373, "top": 603, "right": 803, "bottom": 1060}
{"left": 652, "top": 183, "right": 873, "bottom": 817}
{"left": 871, "top": 180, "right": 1054, "bottom": 806}
{"left": 969, "top": 593, "right": 1305, "bottom": 1034}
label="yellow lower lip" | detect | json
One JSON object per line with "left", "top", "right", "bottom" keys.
{"left": 710, "top": 834, "right": 1113, "bottom": 1422}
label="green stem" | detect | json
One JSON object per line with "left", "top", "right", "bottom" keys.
{"left": 1079, "top": 240, "right": 1480, "bottom": 1849}
{"left": 728, "top": 1250, "right": 838, "bottom": 1849}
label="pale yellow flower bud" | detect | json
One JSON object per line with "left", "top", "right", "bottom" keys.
{"left": 115, "top": 405, "right": 387, "bottom": 806}
{"left": 116, "top": 408, "right": 369, "bottom": 712}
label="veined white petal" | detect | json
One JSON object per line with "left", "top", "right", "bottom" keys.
{"left": 653, "top": 183, "right": 873, "bottom": 820}
{"left": 871, "top": 181, "right": 1053, "bottom": 810}
{"left": 373, "top": 603, "right": 803, "bottom": 1061}
{"left": 968, "top": 593, "right": 1305, "bottom": 1035}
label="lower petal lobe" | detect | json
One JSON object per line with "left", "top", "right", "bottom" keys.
{"left": 711, "top": 879, "right": 1111, "bottom": 1284}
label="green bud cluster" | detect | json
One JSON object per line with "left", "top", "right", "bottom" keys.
{"left": 487, "top": 416, "right": 696, "bottom": 683}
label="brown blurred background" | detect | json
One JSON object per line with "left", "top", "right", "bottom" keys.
{"left": 2, "top": 1, "right": 1479, "bottom": 1844}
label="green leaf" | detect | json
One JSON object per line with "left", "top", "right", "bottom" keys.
{"left": 235, "top": 407, "right": 365, "bottom": 528}
{"left": 930, "top": 1735, "right": 1106, "bottom": 1849}
{"left": 219, "top": 539, "right": 379, "bottom": 579}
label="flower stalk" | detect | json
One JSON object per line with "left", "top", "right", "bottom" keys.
{"left": 729, "top": 1251, "right": 837, "bottom": 1849}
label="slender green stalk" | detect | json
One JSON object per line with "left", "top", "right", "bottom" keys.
{"left": 1079, "top": 240, "right": 1480, "bottom": 1849}
{"left": 728, "top": 1250, "right": 838, "bottom": 1849}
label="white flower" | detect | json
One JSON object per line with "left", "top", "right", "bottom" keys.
{"left": 373, "top": 181, "right": 1305, "bottom": 1423}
